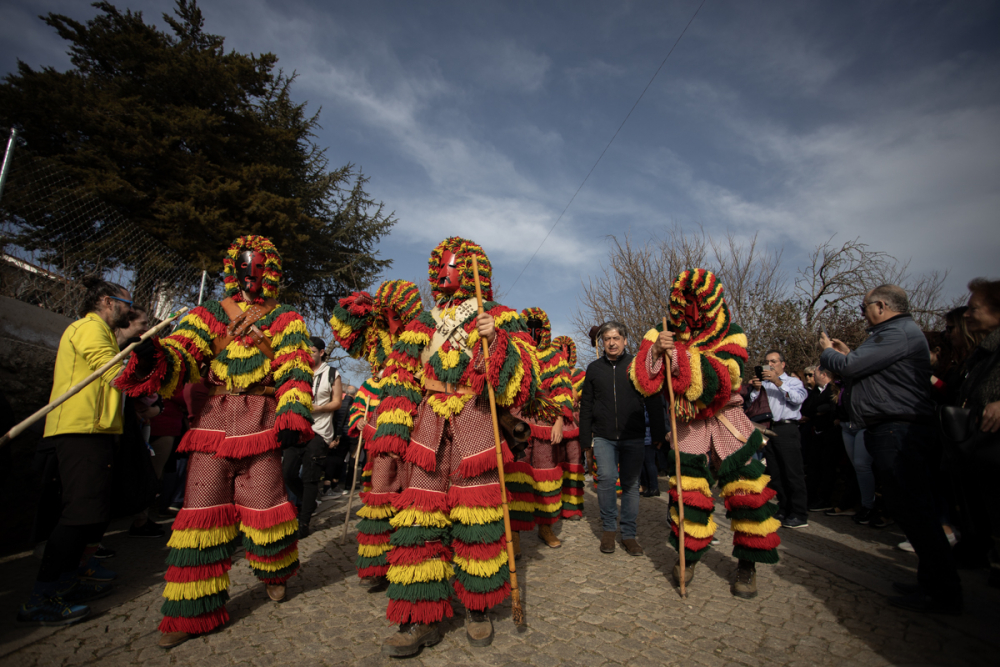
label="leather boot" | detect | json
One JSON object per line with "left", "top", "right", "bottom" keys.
{"left": 538, "top": 524, "right": 561, "bottom": 548}
{"left": 671, "top": 560, "right": 696, "bottom": 586}
{"left": 600, "top": 531, "right": 616, "bottom": 554}
{"left": 381, "top": 623, "right": 442, "bottom": 657}
{"left": 466, "top": 609, "right": 494, "bottom": 647}
{"left": 266, "top": 583, "right": 286, "bottom": 601}
{"left": 158, "top": 631, "right": 191, "bottom": 648}
{"left": 731, "top": 559, "right": 757, "bottom": 599}
{"left": 511, "top": 531, "right": 521, "bottom": 560}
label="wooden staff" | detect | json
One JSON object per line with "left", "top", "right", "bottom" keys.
{"left": 342, "top": 404, "right": 368, "bottom": 544}
{"left": 471, "top": 256, "right": 524, "bottom": 626}
{"left": 664, "top": 316, "right": 686, "bottom": 598}
{"left": 0, "top": 307, "right": 189, "bottom": 449}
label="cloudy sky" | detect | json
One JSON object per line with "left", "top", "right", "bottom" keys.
{"left": 3, "top": 0, "right": 998, "bottom": 377}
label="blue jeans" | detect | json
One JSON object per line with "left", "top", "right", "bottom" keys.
{"left": 841, "top": 425, "right": 874, "bottom": 509}
{"left": 593, "top": 437, "right": 645, "bottom": 539}
{"left": 866, "top": 421, "right": 961, "bottom": 603}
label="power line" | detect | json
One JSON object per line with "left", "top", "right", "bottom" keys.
{"left": 508, "top": 0, "right": 708, "bottom": 292}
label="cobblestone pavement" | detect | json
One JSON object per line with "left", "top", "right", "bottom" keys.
{"left": 2, "top": 481, "right": 998, "bottom": 667}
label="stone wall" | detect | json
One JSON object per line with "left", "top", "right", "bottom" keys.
{"left": 0, "top": 296, "right": 73, "bottom": 554}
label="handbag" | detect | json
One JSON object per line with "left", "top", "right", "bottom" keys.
{"left": 744, "top": 386, "right": 772, "bottom": 426}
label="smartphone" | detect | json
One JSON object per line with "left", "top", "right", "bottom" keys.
{"left": 754, "top": 365, "right": 764, "bottom": 381}
{"left": 819, "top": 323, "right": 828, "bottom": 337}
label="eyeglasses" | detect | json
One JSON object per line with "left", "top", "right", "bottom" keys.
{"left": 108, "top": 295, "right": 133, "bottom": 309}
{"left": 804, "top": 373, "right": 814, "bottom": 377}
{"left": 859, "top": 300, "right": 882, "bottom": 315}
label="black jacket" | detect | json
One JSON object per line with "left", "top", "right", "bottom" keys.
{"left": 579, "top": 351, "right": 666, "bottom": 449}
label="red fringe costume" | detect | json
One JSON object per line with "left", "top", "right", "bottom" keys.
{"left": 507, "top": 309, "right": 577, "bottom": 531}
{"left": 116, "top": 235, "right": 312, "bottom": 635}
{"left": 629, "top": 269, "right": 780, "bottom": 566}
{"left": 368, "top": 238, "right": 539, "bottom": 626}
{"left": 552, "top": 335, "right": 585, "bottom": 519}
{"left": 329, "top": 280, "right": 423, "bottom": 580}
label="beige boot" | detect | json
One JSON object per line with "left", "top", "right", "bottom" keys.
{"left": 538, "top": 524, "right": 561, "bottom": 548}
{"left": 158, "top": 631, "right": 191, "bottom": 649}
{"left": 672, "top": 560, "right": 696, "bottom": 586}
{"left": 382, "top": 623, "right": 442, "bottom": 657}
{"left": 266, "top": 583, "right": 286, "bottom": 601}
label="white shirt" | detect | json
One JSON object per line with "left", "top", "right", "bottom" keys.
{"left": 311, "top": 362, "right": 338, "bottom": 443}
{"left": 751, "top": 373, "right": 807, "bottom": 422}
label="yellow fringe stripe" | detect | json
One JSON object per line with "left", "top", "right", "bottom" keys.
{"left": 399, "top": 329, "right": 431, "bottom": 347}
{"left": 427, "top": 393, "right": 475, "bottom": 419}
{"left": 248, "top": 550, "right": 299, "bottom": 572}
{"left": 357, "top": 503, "right": 395, "bottom": 520}
{"left": 163, "top": 573, "right": 231, "bottom": 601}
{"left": 669, "top": 508, "right": 718, "bottom": 539}
{"left": 561, "top": 494, "right": 584, "bottom": 506}
{"left": 167, "top": 524, "right": 238, "bottom": 550}
{"left": 563, "top": 471, "right": 585, "bottom": 482}
{"left": 270, "top": 319, "right": 309, "bottom": 347}
{"left": 669, "top": 475, "right": 712, "bottom": 496}
{"left": 509, "top": 500, "right": 535, "bottom": 513}
{"left": 380, "top": 408, "right": 414, "bottom": 429}
{"left": 504, "top": 472, "right": 534, "bottom": 486}
{"left": 240, "top": 519, "right": 298, "bottom": 546}
{"left": 387, "top": 559, "right": 455, "bottom": 585}
{"left": 536, "top": 500, "right": 562, "bottom": 514}
{"left": 685, "top": 348, "right": 704, "bottom": 403}
{"left": 277, "top": 389, "right": 313, "bottom": 412}
{"left": 534, "top": 479, "right": 562, "bottom": 493}
{"left": 730, "top": 517, "right": 782, "bottom": 537}
{"left": 390, "top": 507, "right": 452, "bottom": 529}
{"left": 450, "top": 504, "right": 504, "bottom": 526}
{"left": 273, "top": 358, "right": 312, "bottom": 381}
{"left": 453, "top": 551, "right": 508, "bottom": 578}
{"left": 329, "top": 316, "right": 354, "bottom": 342}
{"left": 358, "top": 543, "right": 393, "bottom": 558}
{"left": 719, "top": 475, "right": 771, "bottom": 497}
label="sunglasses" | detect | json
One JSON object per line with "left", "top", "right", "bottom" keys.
{"left": 108, "top": 295, "right": 134, "bottom": 309}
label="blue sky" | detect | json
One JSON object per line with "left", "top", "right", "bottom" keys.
{"left": 3, "top": 1, "right": 999, "bottom": 384}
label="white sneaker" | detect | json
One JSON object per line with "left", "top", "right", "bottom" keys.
{"left": 897, "top": 540, "right": 915, "bottom": 553}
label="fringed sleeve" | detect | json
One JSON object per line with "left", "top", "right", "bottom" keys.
{"left": 265, "top": 306, "right": 314, "bottom": 441}
{"left": 369, "top": 312, "right": 433, "bottom": 457}
{"left": 466, "top": 303, "right": 538, "bottom": 409}
{"left": 348, "top": 377, "right": 382, "bottom": 438}
{"left": 329, "top": 291, "right": 375, "bottom": 359}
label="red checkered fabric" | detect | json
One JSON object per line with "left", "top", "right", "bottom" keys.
{"left": 184, "top": 450, "right": 288, "bottom": 510}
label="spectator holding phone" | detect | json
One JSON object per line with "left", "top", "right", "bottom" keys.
{"left": 749, "top": 350, "right": 809, "bottom": 528}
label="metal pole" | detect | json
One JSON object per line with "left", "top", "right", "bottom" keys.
{"left": 0, "top": 129, "right": 18, "bottom": 203}
{"left": 197, "top": 270, "right": 207, "bottom": 305}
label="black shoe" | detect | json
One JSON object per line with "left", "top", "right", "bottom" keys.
{"left": 93, "top": 545, "right": 116, "bottom": 559}
{"left": 128, "top": 521, "right": 165, "bottom": 538}
{"left": 825, "top": 507, "right": 856, "bottom": 517}
{"left": 782, "top": 517, "right": 809, "bottom": 529}
{"left": 892, "top": 581, "right": 923, "bottom": 596}
{"left": 869, "top": 512, "right": 894, "bottom": 529}
{"left": 887, "top": 592, "right": 962, "bottom": 616}
{"left": 774, "top": 511, "right": 786, "bottom": 523}
{"left": 853, "top": 507, "right": 872, "bottom": 525}
{"left": 58, "top": 579, "right": 114, "bottom": 604}
{"left": 808, "top": 504, "right": 834, "bottom": 512}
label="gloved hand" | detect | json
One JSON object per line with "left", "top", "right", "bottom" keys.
{"left": 277, "top": 429, "right": 301, "bottom": 449}
{"left": 127, "top": 336, "right": 156, "bottom": 374}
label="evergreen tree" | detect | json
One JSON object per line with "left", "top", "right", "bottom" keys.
{"left": 0, "top": 0, "right": 394, "bottom": 315}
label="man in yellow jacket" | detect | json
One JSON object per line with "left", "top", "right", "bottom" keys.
{"left": 18, "top": 276, "right": 135, "bottom": 627}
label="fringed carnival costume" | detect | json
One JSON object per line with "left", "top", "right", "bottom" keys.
{"left": 370, "top": 237, "right": 538, "bottom": 656}
{"left": 505, "top": 309, "right": 577, "bottom": 551}
{"left": 629, "top": 269, "right": 779, "bottom": 599}
{"left": 329, "top": 280, "right": 423, "bottom": 586}
{"left": 116, "top": 235, "right": 312, "bottom": 645}
{"left": 552, "top": 335, "right": 586, "bottom": 521}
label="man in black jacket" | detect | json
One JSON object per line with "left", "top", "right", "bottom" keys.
{"left": 580, "top": 321, "right": 666, "bottom": 556}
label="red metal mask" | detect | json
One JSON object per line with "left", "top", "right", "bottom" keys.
{"left": 237, "top": 250, "right": 267, "bottom": 296}
{"left": 436, "top": 250, "right": 461, "bottom": 296}
{"left": 385, "top": 307, "right": 404, "bottom": 336}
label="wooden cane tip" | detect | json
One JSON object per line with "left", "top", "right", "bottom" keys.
{"left": 512, "top": 604, "right": 525, "bottom": 626}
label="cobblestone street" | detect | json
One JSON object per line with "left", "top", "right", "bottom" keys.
{"left": 1, "top": 484, "right": 997, "bottom": 667}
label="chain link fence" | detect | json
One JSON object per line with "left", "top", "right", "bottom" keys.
{"left": 0, "top": 129, "right": 207, "bottom": 321}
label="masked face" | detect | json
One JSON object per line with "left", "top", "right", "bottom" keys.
{"left": 385, "top": 307, "right": 404, "bottom": 336}
{"left": 237, "top": 250, "right": 266, "bottom": 296}
{"left": 436, "top": 250, "right": 460, "bottom": 296}
{"left": 526, "top": 319, "right": 545, "bottom": 346}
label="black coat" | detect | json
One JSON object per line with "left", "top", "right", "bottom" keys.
{"left": 579, "top": 351, "right": 666, "bottom": 449}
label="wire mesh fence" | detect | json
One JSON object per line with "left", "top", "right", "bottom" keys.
{"left": 0, "top": 129, "right": 206, "bottom": 321}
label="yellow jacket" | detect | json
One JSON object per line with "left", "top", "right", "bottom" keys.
{"left": 44, "top": 313, "right": 124, "bottom": 436}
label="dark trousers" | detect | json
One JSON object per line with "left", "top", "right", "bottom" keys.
{"left": 639, "top": 446, "right": 660, "bottom": 493}
{"left": 765, "top": 422, "right": 808, "bottom": 520}
{"left": 282, "top": 436, "right": 328, "bottom": 531}
{"left": 803, "top": 427, "right": 841, "bottom": 507}
{"left": 866, "top": 421, "right": 961, "bottom": 602}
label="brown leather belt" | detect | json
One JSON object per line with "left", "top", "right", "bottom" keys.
{"left": 422, "top": 378, "right": 477, "bottom": 395}
{"left": 206, "top": 385, "right": 276, "bottom": 397}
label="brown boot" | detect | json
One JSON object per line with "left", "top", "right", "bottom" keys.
{"left": 158, "top": 631, "right": 191, "bottom": 648}
{"left": 731, "top": 560, "right": 757, "bottom": 599}
{"left": 622, "top": 538, "right": 643, "bottom": 556}
{"left": 511, "top": 531, "right": 521, "bottom": 560}
{"left": 672, "top": 560, "right": 696, "bottom": 586}
{"left": 538, "top": 524, "right": 561, "bottom": 548}
{"left": 466, "top": 609, "right": 494, "bottom": 647}
{"left": 266, "top": 583, "right": 286, "bottom": 601}
{"left": 381, "top": 623, "right": 442, "bottom": 657}
{"left": 600, "top": 531, "right": 616, "bottom": 553}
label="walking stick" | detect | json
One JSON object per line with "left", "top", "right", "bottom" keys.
{"left": 471, "top": 256, "right": 525, "bottom": 626}
{"left": 342, "top": 404, "right": 368, "bottom": 544}
{"left": 664, "top": 316, "right": 687, "bottom": 598}
{"left": 0, "top": 307, "right": 189, "bottom": 449}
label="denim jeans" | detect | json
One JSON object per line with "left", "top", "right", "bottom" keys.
{"left": 841, "top": 425, "right": 874, "bottom": 509}
{"left": 592, "top": 437, "right": 645, "bottom": 538}
{"left": 866, "top": 421, "right": 961, "bottom": 602}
